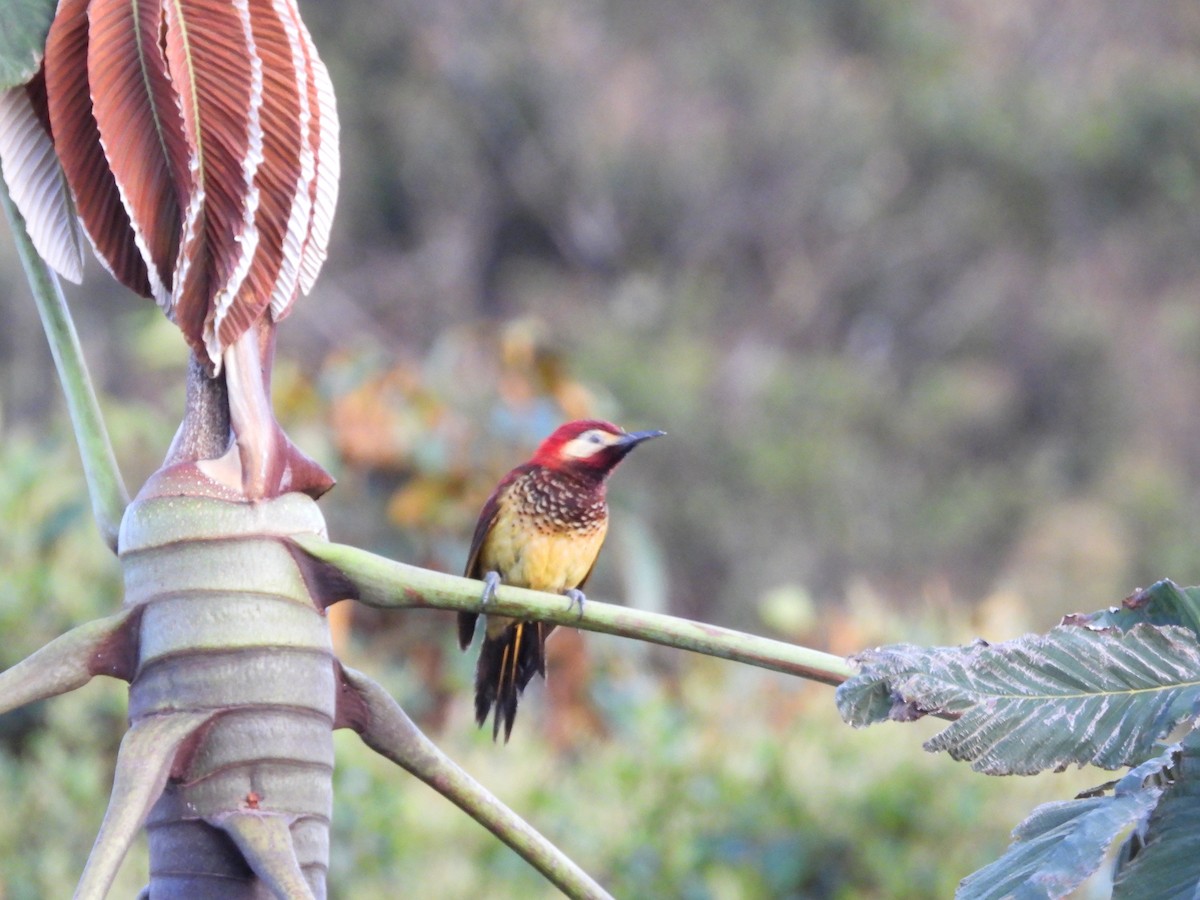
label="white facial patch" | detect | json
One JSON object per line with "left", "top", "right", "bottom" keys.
{"left": 561, "top": 429, "right": 622, "bottom": 460}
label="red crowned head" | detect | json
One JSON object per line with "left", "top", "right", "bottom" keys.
{"left": 529, "top": 419, "right": 665, "bottom": 475}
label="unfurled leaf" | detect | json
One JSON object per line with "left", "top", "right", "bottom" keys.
{"left": 87, "top": 0, "right": 189, "bottom": 305}
{"left": 0, "top": 0, "right": 56, "bottom": 89}
{"left": 838, "top": 624, "right": 1200, "bottom": 774}
{"left": 0, "top": 80, "right": 85, "bottom": 281}
{"left": 958, "top": 746, "right": 1176, "bottom": 900}
{"left": 43, "top": 0, "right": 151, "bottom": 295}
{"left": 1112, "top": 728, "right": 1200, "bottom": 898}
{"left": 1063, "top": 579, "right": 1200, "bottom": 639}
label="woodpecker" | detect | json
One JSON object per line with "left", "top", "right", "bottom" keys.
{"left": 458, "top": 419, "right": 664, "bottom": 741}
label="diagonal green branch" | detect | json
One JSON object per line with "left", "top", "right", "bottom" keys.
{"left": 337, "top": 665, "right": 614, "bottom": 900}
{"left": 0, "top": 608, "right": 141, "bottom": 717}
{"left": 0, "top": 172, "right": 129, "bottom": 553}
{"left": 292, "top": 536, "right": 853, "bottom": 686}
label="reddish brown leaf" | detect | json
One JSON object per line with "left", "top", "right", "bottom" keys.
{"left": 215, "top": 0, "right": 306, "bottom": 352}
{"left": 162, "top": 0, "right": 263, "bottom": 367}
{"left": 44, "top": 0, "right": 151, "bottom": 296}
{"left": 0, "top": 75, "right": 85, "bottom": 282}
{"left": 34, "top": 0, "right": 336, "bottom": 371}
{"left": 88, "top": 0, "right": 190, "bottom": 305}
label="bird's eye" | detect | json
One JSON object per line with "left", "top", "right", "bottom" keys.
{"left": 586, "top": 431, "right": 605, "bottom": 444}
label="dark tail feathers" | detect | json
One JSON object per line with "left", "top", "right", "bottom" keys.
{"left": 474, "top": 621, "right": 547, "bottom": 741}
{"left": 457, "top": 611, "right": 478, "bottom": 650}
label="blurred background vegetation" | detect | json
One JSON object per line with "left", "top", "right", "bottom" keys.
{"left": 2, "top": 0, "right": 1200, "bottom": 895}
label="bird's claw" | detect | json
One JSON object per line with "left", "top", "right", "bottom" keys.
{"left": 565, "top": 588, "right": 587, "bottom": 620}
{"left": 481, "top": 571, "right": 501, "bottom": 608}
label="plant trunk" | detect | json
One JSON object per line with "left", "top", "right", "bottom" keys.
{"left": 120, "top": 484, "right": 335, "bottom": 897}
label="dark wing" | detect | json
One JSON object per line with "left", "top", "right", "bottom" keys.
{"left": 457, "top": 465, "right": 528, "bottom": 649}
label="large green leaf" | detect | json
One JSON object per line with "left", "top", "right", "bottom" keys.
{"left": 958, "top": 747, "right": 1176, "bottom": 900}
{"left": 0, "top": 0, "right": 56, "bottom": 89}
{"left": 1112, "top": 728, "right": 1200, "bottom": 898}
{"left": 1063, "top": 579, "right": 1200, "bottom": 638}
{"left": 837, "top": 624, "right": 1200, "bottom": 774}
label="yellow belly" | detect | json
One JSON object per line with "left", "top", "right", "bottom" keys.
{"left": 481, "top": 498, "right": 608, "bottom": 593}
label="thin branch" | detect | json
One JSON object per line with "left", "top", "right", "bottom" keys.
{"left": 292, "top": 537, "right": 854, "bottom": 686}
{"left": 337, "top": 665, "right": 614, "bottom": 900}
{"left": 0, "top": 608, "right": 141, "bottom": 717}
{"left": 0, "top": 172, "right": 129, "bottom": 552}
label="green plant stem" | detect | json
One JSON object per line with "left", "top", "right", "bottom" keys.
{"left": 0, "top": 609, "right": 138, "bottom": 716}
{"left": 293, "top": 536, "right": 855, "bottom": 686}
{"left": 0, "top": 174, "right": 129, "bottom": 553}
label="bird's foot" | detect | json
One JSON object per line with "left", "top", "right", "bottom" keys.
{"left": 565, "top": 588, "right": 587, "bottom": 620}
{"left": 481, "top": 571, "right": 501, "bottom": 607}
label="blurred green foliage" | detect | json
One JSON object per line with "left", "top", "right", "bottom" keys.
{"left": 0, "top": 388, "right": 1104, "bottom": 897}
{"left": 3, "top": 0, "right": 1199, "bottom": 625}
{"left": 286, "top": 0, "right": 1200, "bottom": 626}
{"left": 3, "top": 0, "right": 1200, "bottom": 894}
{"left": 331, "top": 652, "right": 1104, "bottom": 899}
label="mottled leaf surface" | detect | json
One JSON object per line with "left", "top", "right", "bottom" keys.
{"left": 838, "top": 624, "right": 1200, "bottom": 774}
{"left": 0, "top": 0, "right": 56, "bottom": 89}
{"left": 958, "top": 747, "right": 1176, "bottom": 900}
{"left": 837, "top": 641, "right": 949, "bottom": 725}
{"left": 1063, "top": 579, "right": 1200, "bottom": 639}
{"left": 1112, "top": 728, "right": 1200, "bottom": 898}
